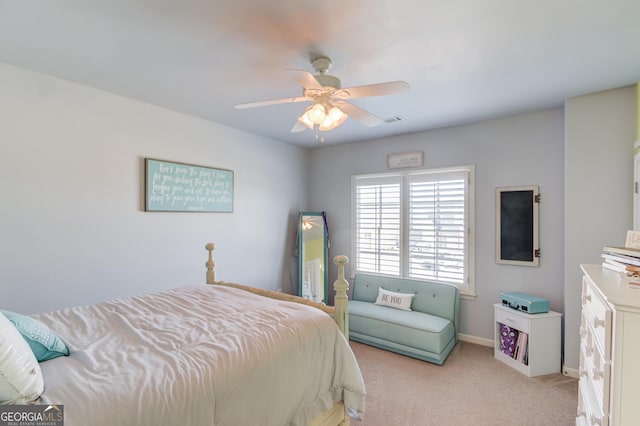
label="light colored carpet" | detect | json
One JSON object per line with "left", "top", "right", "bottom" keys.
{"left": 350, "top": 341, "right": 578, "bottom": 426}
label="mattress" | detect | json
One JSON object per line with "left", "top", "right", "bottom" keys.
{"left": 34, "top": 285, "right": 365, "bottom": 426}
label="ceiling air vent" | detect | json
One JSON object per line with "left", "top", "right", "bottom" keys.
{"left": 384, "top": 116, "right": 404, "bottom": 124}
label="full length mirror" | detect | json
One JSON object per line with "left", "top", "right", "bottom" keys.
{"left": 298, "top": 212, "right": 329, "bottom": 304}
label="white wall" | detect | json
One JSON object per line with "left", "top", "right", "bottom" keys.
{"left": 564, "top": 86, "right": 635, "bottom": 371}
{"left": 0, "top": 63, "right": 309, "bottom": 314}
{"left": 309, "top": 109, "right": 565, "bottom": 342}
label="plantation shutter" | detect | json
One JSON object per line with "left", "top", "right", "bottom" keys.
{"left": 407, "top": 171, "right": 467, "bottom": 284}
{"left": 354, "top": 176, "right": 402, "bottom": 275}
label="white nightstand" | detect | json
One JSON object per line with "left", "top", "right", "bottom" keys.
{"left": 494, "top": 303, "right": 562, "bottom": 377}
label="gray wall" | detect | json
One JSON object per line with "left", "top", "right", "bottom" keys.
{"left": 564, "top": 86, "right": 635, "bottom": 371}
{"left": 310, "top": 86, "right": 637, "bottom": 371}
{"left": 309, "top": 109, "right": 566, "bottom": 344}
{"left": 1, "top": 62, "right": 636, "bottom": 372}
{"left": 0, "top": 63, "right": 308, "bottom": 314}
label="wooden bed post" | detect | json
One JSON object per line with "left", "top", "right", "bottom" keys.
{"left": 333, "top": 255, "right": 349, "bottom": 340}
{"left": 205, "top": 244, "right": 353, "bottom": 426}
{"left": 333, "top": 255, "right": 351, "bottom": 426}
{"left": 205, "top": 243, "right": 215, "bottom": 284}
{"left": 204, "top": 243, "right": 348, "bottom": 335}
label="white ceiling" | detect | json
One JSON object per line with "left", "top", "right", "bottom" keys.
{"left": 1, "top": 0, "right": 639, "bottom": 148}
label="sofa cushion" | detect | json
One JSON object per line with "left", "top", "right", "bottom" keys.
{"left": 349, "top": 300, "right": 455, "bottom": 354}
{"left": 352, "top": 274, "right": 458, "bottom": 323}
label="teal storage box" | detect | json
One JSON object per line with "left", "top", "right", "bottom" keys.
{"left": 500, "top": 292, "right": 549, "bottom": 314}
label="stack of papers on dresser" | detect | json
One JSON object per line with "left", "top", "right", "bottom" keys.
{"left": 601, "top": 231, "right": 640, "bottom": 288}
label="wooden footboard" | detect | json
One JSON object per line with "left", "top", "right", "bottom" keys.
{"left": 205, "top": 243, "right": 349, "bottom": 338}
{"left": 204, "top": 243, "right": 352, "bottom": 426}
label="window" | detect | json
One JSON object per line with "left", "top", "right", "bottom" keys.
{"left": 352, "top": 165, "right": 475, "bottom": 296}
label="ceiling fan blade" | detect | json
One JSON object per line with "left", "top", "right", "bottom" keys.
{"left": 291, "top": 119, "right": 307, "bottom": 133}
{"left": 335, "top": 81, "right": 410, "bottom": 99}
{"left": 235, "top": 96, "right": 309, "bottom": 109}
{"left": 286, "top": 69, "right": 323, "bottom": 90}
{"left": 334, "top": 101, "right": 383, "bottom": 127}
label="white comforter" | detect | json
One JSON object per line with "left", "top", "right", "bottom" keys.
{"left": 35, "top": 285, "right": 365, "bottom": 426}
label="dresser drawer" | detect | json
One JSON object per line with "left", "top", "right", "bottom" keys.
{"left": 579, "top": 265, "right": 640, "bottom": 426}
{"left": 581, "top": 337, "right": 610, "bottom": 417}
{"left": 581, "top": 276, "right": 612, "bottom": 356}
{"left": 495, "top": 306, "right": 529, "bottom": 333}
{"left": 578, "top": 378, "right": 607, "bottom": 426}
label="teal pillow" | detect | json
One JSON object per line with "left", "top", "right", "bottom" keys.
{"left": 0, "top": 310, "right": 69, "bottom": 362}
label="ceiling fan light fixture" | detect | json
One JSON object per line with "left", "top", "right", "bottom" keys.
{"left": 308, "top": 103, "right": 327, "bottom": 124}
{"left": 328, "top": 106, "right": 345, "bottom": 122}
{"left": 319, "top": 106, "right": 347, "bottom": 131}
{"left": 300, "top": 102, "right": 347, "bottom": 132}
{"left": 299, "top": 105, "right": 316, "bottom": 129}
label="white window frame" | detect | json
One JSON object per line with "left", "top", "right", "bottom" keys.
{"left": 351, "top": 165, "right": 476, "bottom": 297}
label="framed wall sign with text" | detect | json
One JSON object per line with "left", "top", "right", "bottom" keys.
{"left": 387, "top": 151, "right": 424, "bottom": 169}
{"left": 144, "top": 158, "right": 233, "bottom": 212}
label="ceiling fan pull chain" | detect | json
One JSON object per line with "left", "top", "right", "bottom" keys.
{"left": 313, "top": 125, "right": 326, "bottom": 143}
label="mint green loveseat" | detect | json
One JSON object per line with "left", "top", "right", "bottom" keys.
{"left": 348, "top": 273, "right": 460, "bottom": 365}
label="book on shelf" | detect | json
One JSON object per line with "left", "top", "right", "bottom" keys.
{"left": 502, "top": 326, "right": 529, "bottom": 365}
{"left": 601, "top": 258, "right": 640, "bottom": 275}
{"left": 601, "top": 233, "right": 640, "bottom": 288}
{"left": 515, "top": 332, "right": 528, "bottom": 365}
{"left": 602, "top": 261, "right": 622, "bottom": 274}
{"left": 602, "top": 245, "right": 640, "bottom": 258}
{"left": 613, "top": 260, "right": 640, "bottom": 272}
{"left": 499, "top": 323, "right": 518, "bottom": 358}
{"left": 601, "top": 252, "right": 640, "bottom": 267}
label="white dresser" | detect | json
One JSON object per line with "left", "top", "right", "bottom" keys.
{"left": 578, "top": 265, "right": 640, "bottom": 426}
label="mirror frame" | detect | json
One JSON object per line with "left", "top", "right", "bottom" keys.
{"left": 298, "top": 211, "right": 329, "bottom": 304}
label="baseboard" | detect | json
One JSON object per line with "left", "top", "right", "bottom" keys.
{"left": 458, "top": 333, "right": 493, "bottom": 347}
{"left": 457, "top": 334, "right": 577, "bottom": 378}
{"left": 562, "top": 366, "right": 579, "bottom": 379}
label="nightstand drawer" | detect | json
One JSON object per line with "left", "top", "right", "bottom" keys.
{"left": 495, "top": 306, "right": 529, "bottom": 333}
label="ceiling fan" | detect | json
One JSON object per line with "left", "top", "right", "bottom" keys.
{"left": 235, "top": 56, "right": 410, "bottom": 137}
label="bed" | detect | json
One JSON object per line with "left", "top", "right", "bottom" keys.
{"left": 0, "top": 243, "right": 365, "bottom": 426}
